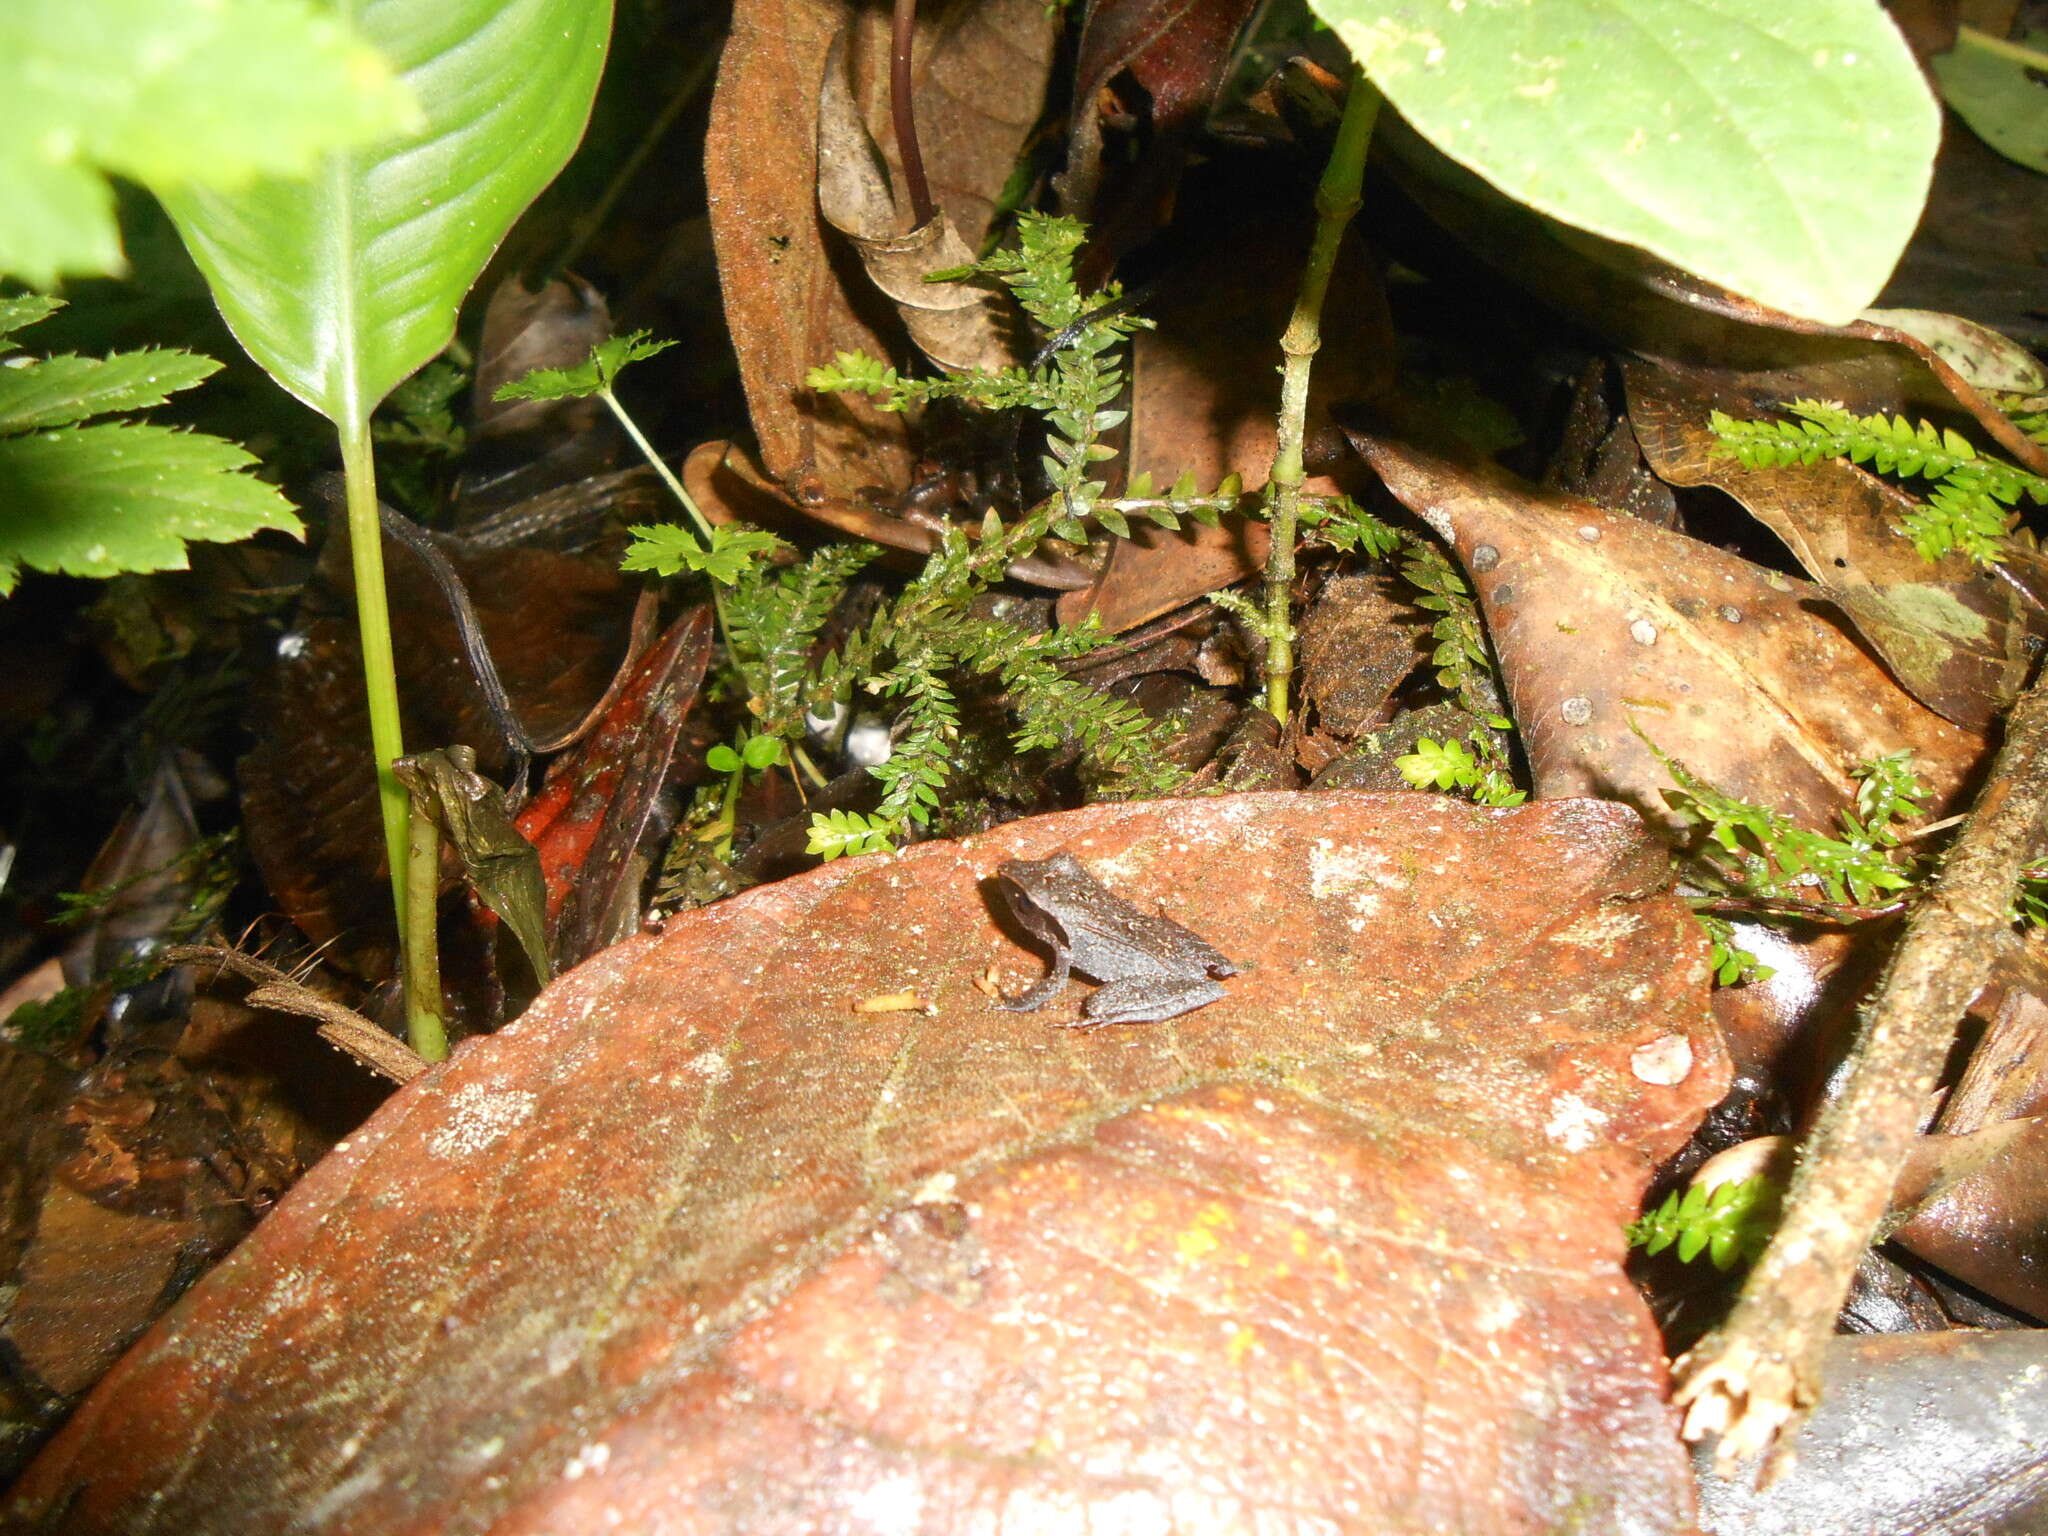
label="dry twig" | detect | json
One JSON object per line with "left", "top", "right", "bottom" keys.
{"left": 1672, "top": 666, "right": 2048, "bottom": 1475}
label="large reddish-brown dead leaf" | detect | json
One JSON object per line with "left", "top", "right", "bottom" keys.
{"left": 1346, "top": 427, "right": 1985, "bottom": 833}
{"left": 706, "top": 0, "right": 1054, "bottom": 503}
{"left": 9, "top": 794, "right": 1727, "bottom": 1535}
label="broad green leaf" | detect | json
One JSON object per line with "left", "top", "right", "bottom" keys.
{"left": 1932, "top": 28, "right": 2048, "bottom": 176}
{"left": 0, "top": 423, "right": 302, "bottom": 593}
{"left": 0, "top": 0, "right": 417, "bottom": 287}
{"left": 1312, "top": 0, "right": 1940, "bottom": 325}
{"left": 163, "top": 0, "right": 613, "bottom": 431}
{"left": 0, "top": 351, "right": 222, "bottom": 434}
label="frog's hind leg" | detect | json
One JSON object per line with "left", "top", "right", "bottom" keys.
{"left": 998, "top": 953, "right": 1073, "bottom": 1013}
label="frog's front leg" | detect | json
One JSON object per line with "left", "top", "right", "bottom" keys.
{"left": 1055, "top": 973, "right": 1228, "bottom": 1029}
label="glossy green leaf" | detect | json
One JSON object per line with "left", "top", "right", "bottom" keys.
{"left": 0, "top": 0, "right": 416, "bottom": 287}
{"left": 0, "top": 423, "right": 302, "bottom": 593}
{"left": 1932, "top": 28, "right": 2048, "bottom": 176}
{"left": 1311, "top": 0, "right": 1939, "bottom": 325}
{"left": 0, "top": 351, "right": 222, "bottom": 434}
{"left": 162, "top": 0, "right": 613, "bottom": 431}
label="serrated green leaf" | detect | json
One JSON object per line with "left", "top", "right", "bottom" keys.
{"left": 0, "top": 350, "right": 221, "bottom": 433}
{"left": 494, "top": 332, "right": 676, "bottom": 403}
{"left": 0, "top": 422, "right": 301, "bottom": 593}
{"left": 620, "top": 522, "right": 779, "bottom": 586}
{"left": 0, "top": 297, "right": 65, "bottom": 346}
{"left": 1313, "top": 0, "right": 1939, "bottom": 324}
{"left": 162, "top": 0, "right": 611, "bottom": 431}
{"left": 0, "top": 0, "right": 419, "bottom": 288}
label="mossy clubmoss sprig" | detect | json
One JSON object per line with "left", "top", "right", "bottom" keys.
{"left": 1391, "top": 536, "right": 1524, "bottom": 807}
{"left": 1628, "top": 1174, "right": 1782, "bottom": 1272}
{"left": 800, "top": 215, "right": 1209, "bottom": 857}
{"left": 1650, "top": 738, "right": 1930, "bottom": 909}
{"left": 1709, "top": 400, "right": 2048, "bottom": 566}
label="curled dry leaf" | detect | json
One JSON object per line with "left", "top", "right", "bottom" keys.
{"left": 707, "top": 0, "right": 1054, "bottom": 501}
{"left": 240, "top": 523, "right": 638, "bottom": 978}
{"left": 11, "top": 793, "right": 1728, "bottom": 1534}
{"left": 459, "top": 274, "right": 616, "bottom": 512}
{"left": 816, "top": 29, "right": 1015, "bottom": 377}
{"left": 1623, "top": 357, "right": 2040, "bottom": 732}
{"left": 1344, "top": 425, "right": 1985, "bottom": 833}
{"left": 1060, "top": 0, "right": 1261, "bottom": 258}
{"left": 515, "top": 607, "right": 714, "bottom": 973}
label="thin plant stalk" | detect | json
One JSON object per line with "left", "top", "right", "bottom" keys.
{"left": 1262, "top": 74, "right": 1381, "bottom": 722}
{"left": 891, "top": 0, "right": 935, "bottom": 228}
{"left": 1957, "top": 23, "right": 2048, "bottom": 69}
{"left": 402, "top": 797, "right": 450, "bottom": 1061}
{"left": 592, "top": 385, "right": 746, "bottom": 678}
{"left": 338, "top": 421, "right": 412, "bottom": 933}
{"left": 597, "top": 386, "right": 715, "bottom": 541}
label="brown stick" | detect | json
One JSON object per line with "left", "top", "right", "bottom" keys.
{"left": 165, "top": 944, "right": 425, "bottom": 1085}
{"left": 1672, "top": 666, "right": 2048, "bottom": 1474}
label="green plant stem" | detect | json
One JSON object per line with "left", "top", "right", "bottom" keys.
{"left": 402, "top": 797, "right": 449, "bottom": 1062}
{"left": 338, "top": 420, "right": 411, "bottom": 935}
{"left": 1957, "top": 23, "right": 2048, "bottom": 69}
{"left": 1262, "top": 73, "right": 1380, "bottom": 722}
{"left": 600, "top": 387, "right": 713, "bottom": 538}
{"left": 597, "top": 386, "right": 751, "bottom": 690}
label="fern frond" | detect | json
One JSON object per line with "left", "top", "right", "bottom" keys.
{"left": 1641, "top": 728, "right": 1929, "bottom": 906}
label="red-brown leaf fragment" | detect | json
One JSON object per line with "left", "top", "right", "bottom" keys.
{"left": 10, "top": 794, "right": 1727, "bottom": 1535}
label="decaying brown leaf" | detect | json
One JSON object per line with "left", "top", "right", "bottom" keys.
{"left": 1624, "top": 358, "right": 2039, "bottom": 732}
{"left": 240, "top": 517, "right": 639, "bottom": 979}
{"left": 707, "top": 0, "right": 1054, "bottom": 502}
{"left": 1345, "top": 426, "right": 1986, "bottom": 834}
{"left": 815, "top": 30, "right": 1016, "bottom": 377}
{"left": 11, "top": 793, "right": 1727, "bottom": 1534}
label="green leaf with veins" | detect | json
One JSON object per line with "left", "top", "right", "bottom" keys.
{"left": 0, "top": 351, "right": 224, "bottom": 434}
{"left": 621, "top": 523, "right": 784, "bottom": 586}
{"left": 161, "top": 0, "right": 611, "bottom": 434}
{"left": 1309, "top": 0, "right": 1939, "bottom": 325}
{"left": 0, "top": 0, "right": 418, "bottom": 287}
{"left": 0, "top": 423, "right": 301, "bottom": 593}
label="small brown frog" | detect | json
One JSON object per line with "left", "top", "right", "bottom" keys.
{"left": 994, "top": 852, "right": 1240, "bottom": 1027}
